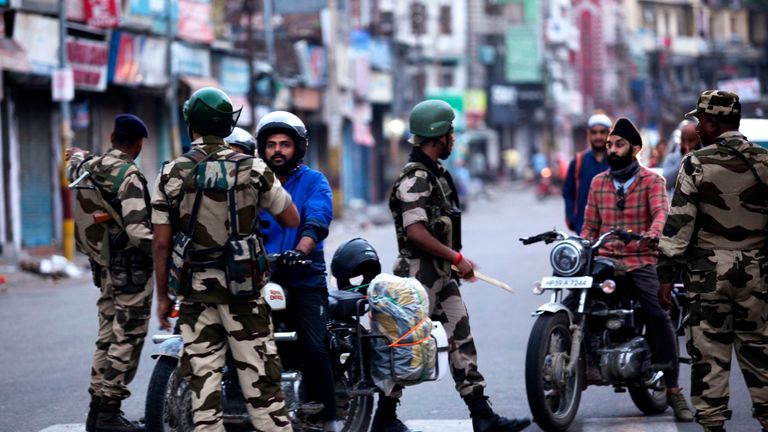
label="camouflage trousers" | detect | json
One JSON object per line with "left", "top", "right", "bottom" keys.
{"left": 89, "top": 266, "right": 152, "bottom": 400}
{"left": 685, "top": 249, "right": 768, "bottom": 429}
{"left": 393, "top": 257, "right": 486, "bottom": 397}
{"left": 178, "top": 298, "right": 291, "bottom": 432}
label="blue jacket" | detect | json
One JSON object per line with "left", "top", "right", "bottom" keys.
{"left": 260, "top": 165, "right": 333, "bottom": 288}
{"left": 562, "top": 149, "right": 609, "bottom": 234}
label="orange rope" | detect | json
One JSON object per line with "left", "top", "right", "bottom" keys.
{"left": 388, "top": 317, "right": 429, "bottom": 347}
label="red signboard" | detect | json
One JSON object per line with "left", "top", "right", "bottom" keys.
{"left": 85, "top": 0, "right": 120, "bottom": 28}
{"left": 67, "top": 37, "right": 109, "bottom": 91}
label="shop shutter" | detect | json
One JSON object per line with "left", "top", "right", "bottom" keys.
{"left": 18, "top": 94, "right": 54, "bottom": 248}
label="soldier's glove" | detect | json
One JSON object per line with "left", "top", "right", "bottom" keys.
{"left": 279, "top": 249, "right": 307, "bottom": 267}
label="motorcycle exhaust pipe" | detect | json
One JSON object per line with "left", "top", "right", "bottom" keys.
{"left": 274, "top": 331, "right": 298, "bottom": 342}
{"left": 152, "top": 332, "right": 297, "bottom": 344}
{"left": 152, "top": 334, "right": 177, "bottom": 344}
{"left": 281, "top": 371, "right": 300, "bottom": 382}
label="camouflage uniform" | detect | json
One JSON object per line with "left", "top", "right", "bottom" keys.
{"left": 389, "top": 156, "right": 486, "bottom": 398}
{"left": 151, "top": 136, "right": 293, "bottom": 432}
{"left": 67, "top": 148, "right": 154, "bottom": 402}
{"left": 658, "top": 91, "right": 768, "bottom": 430}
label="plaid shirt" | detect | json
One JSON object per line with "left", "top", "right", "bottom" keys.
{"left": 580, "top": 166, "right": 669, "bottom": 271}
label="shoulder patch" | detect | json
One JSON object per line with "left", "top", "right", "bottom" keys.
{"left": 414, "top": 170, "right": 428, "bottom": 179}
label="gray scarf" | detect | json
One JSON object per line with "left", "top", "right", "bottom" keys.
{"left": 610, "top": 159, "right": 640, "bottom": 183}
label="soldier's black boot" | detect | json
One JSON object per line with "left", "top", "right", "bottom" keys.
{"left": 463, "top": 388, "right": 531, "bottom": 432}
{"left": 95, "top": 399, "right": 144, "bottom": 432}
{"left": 370, "top": 395, "right": 412, "bottom": 432}
{"left": 86, "top": 395, "right": 101, "bottom": 432}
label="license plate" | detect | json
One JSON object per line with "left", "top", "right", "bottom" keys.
{"left": 540, "top": 276, "right": 593, "bottom": 289}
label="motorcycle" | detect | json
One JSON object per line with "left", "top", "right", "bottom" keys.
{"left": 519, "top": 229, "right": 687, "bottom": 431}
{"left": 145, "top": 249, "right": 449, "bottom": 432}
{"left": 534, "top": 167, "right": 562, "bottom": 201}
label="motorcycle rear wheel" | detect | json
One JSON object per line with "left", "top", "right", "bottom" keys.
{"left": 332, "top": 331, "right": 373, "bottom": 432}
{"left": 525, "top": 312, "right": 583, "bottom": 432}
{"left": 145, "top": 356, "right": 194, "bottom": 432}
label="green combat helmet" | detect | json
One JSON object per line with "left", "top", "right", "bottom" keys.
{"left": 409, "top": 99, "right": 455, "bottom": 138}
{"left": 182, "top": 87, "right": 242, "bottom": 138}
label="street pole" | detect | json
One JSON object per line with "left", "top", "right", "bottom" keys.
{"left": 326, "top": 0, "right": 343, "bottom": 217}
{"left": 245, "top": 0, "right": 256, "bottom": 130}
{"left": 58, "top": 0, "right": 74, "bottom": 261}
{"left": 263, "top": 0, "right": 276, "bottom": 69}
{"left": 166, "top": 0, "right": 181, "bottom": 157}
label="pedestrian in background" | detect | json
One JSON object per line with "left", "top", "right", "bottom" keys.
{"left": 382, "top": 99, "right": 531, "bottom": 432}
{"left": 658, "top": 90, "right": 768, "bottom": 432}
{"left": 579, "top": 117, "right": 693, "bottom": 422}
{"left": 562, "top": 112, "right": 611, "bottom": 233}
{"left": 662, "top": 119, "right": 702, "bottom": 196}
{"left": 152, "top": 87, "right": 299, "bottom": 432}
{"left": 67, "top": 114, "right": 154, "bottom": 432}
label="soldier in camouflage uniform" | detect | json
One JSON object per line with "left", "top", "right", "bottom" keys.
{"left": 151, "top": 87, "right": 300, "bottom": 432}
{"left": 380, "top": 99, "right": 531, "bottom": 432}
{"left": 67, "top": 114, "right": 154, "bottom": 432}
{"left": 658, "top": 90, "right": 768, "bottom": 432}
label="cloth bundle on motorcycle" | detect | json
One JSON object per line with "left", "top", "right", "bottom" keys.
{"left": 368, "top": 273, "right": 437, "bottom": 395}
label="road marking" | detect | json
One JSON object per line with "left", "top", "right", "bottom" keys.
{"left": 39, "top": 425, "right": 84, "bottom": 432}
{"left": 41, "top": 417, "right": 684, "bottom": 432}
{"left": 406, "top": 416, "right": 683, "bottom": 431}
{"left": 406, "top": 420, "right": 473, "bottom": 431}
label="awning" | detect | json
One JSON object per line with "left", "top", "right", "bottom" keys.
{"left": 179, "top": 75, "right": 221, "bottom": 92}
{"left": 0, "top": 39, "right": 32, "bottom": 73}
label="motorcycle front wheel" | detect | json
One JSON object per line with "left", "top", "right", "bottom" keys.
{"left": 145, "top": 357, "right": 194, "bottom": 432}
{"left": 525, "top": 312, "right": 583, "bottom": 432}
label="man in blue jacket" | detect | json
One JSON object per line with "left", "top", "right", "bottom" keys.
{"left": 256, "top": 111, "right": 337, "bottom": 432}
{"left": 562, "top": 113, "right": 611, "bottom": 233}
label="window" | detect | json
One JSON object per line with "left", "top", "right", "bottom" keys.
{"left": 410, "top": 2, "right": 427, "bottom": 36}
{"left": 485, "top": 0, "right": 501, "bottom": 15}
{"left": 439, "top": 5, "right": 452, "bottom": 34}
{"left": 439, "top": 68, "right": 454, "bottom": 87}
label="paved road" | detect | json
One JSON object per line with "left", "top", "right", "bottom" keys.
{"left": 0, "top": 183, "right": 758, "bottom": 431}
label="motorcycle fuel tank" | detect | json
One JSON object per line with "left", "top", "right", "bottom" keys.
{"left": 262, "top": 282, "right": 287, "bottom": 310}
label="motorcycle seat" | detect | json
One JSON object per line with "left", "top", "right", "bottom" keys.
{"left": 328, "top": 290, "right": 367, "bottom": 318}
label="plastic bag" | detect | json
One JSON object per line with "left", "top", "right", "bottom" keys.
{"left": 368, "top": 273, "right": 436, "bottom": 395}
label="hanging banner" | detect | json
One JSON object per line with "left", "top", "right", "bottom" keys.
{"left": 85, "top": 0, "right": 120, "bottom": 28}
{"left": 109, "top": 31, "right": 168, "bottom": 86}
{"left": 12, "top": 13, "right": 59, "bottom": 76}
{"left": 177, "top": 0, "right": 214, "bottom": 43}
{"left": 52, "top": 67, "right": 75, "bottom": 102}
{"left": 217, "top": 56, "right": 249, "bottom": 95}
{"left": 18, "top": 0, "right": 86, "bottom": 19}
{"left": 68, "top": 37, "right": 109, "bottom": 91}
{"left": 122, "top": 0, "right": 177, "bottom": 34}
{"left": 171, "top": 41, "right": 210, "bottom": 77}
{"left": 294, "top": 40, "right": 326, "bottom": 88}
{"left": 0, "top": 39, "right": 32, "bottom": 73}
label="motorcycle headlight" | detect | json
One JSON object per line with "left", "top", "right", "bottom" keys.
{"left": 549, "top": 240, "right": 586, "bottom": 276}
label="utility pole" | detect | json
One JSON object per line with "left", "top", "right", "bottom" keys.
{"left": 166, "top": 0, "right": 181, "bottom": 157}
{"left": 245, "top": 0, "right": 256, "bottom": 129}
{"left": 263, "top": 0, "right": 276, "bottom": 69}
{"left": 326, "top": 0, "right": 343, "bottom": 217}
{"left": 58, "top": 0, "right": 74, "bottom": 260}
